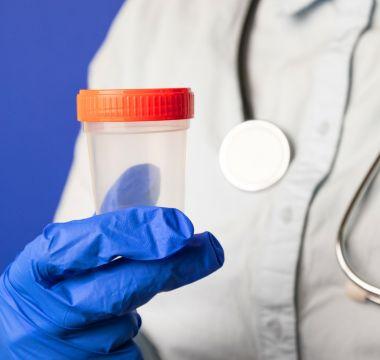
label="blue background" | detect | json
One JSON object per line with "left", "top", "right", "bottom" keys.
{"left": 0, "top": 1, "right": 124, "bottom": 271}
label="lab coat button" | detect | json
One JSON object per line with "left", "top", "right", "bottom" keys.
{"left": 281, "top": 206, "right": 293, "bottom": 223}
{"left": 266, "top": 319, "right": 282, "bottom": 340}
{"left": 318, "top": 121, "right": 330, "bottom": 136}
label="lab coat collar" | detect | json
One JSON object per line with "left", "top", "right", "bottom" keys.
{"left": 279, "top": 0, "right": 324, "bottom": 16}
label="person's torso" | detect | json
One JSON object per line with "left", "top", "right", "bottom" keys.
{"left": 55, "top": 0, "right": 380, "bottom": 359}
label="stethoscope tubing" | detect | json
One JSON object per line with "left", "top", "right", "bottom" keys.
{"left": 336, "top": 152, "right": 380, "bottom": 302}
{"left": 237, "top": 0, "right": 260, "bottom": 120}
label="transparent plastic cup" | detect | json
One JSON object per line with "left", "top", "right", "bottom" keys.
{"left": 77, "top": 88, "right": 194, "bottom": 214}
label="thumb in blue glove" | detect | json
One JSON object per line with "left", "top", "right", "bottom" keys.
{"left": 0, "top": 207, "right": 224, "bottom": 359}
{"left": 100, "top": 164, "right": 161, "bottom": 213}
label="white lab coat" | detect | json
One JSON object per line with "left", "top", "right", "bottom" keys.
{"left": 55, "top": 0, "right": 380, "bottom": 359}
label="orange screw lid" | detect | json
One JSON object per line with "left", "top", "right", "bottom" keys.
{"left": 77, "top": 88, "right": 194, "bottom": 122}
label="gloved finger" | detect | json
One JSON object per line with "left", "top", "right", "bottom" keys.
{"left": 53, "top": 232, "right": 224, "bottom": 327}
{"left": 100, "top": 164, "right": 161, "bottom": 213}
{"left": 21, "top": 207, "right": 194, "bottom": 284}
{"left": 0, "top": 288, "right": 142, "bottom": 359}
{"left": 62, "top": 311, "right": 141, "bottom": 354}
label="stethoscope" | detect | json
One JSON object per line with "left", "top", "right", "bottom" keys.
{"left": 219, "top": 0, "right": 291, "bottom": 192}
{"left": 219, "top": 0, "right": 380, "bottom": 305}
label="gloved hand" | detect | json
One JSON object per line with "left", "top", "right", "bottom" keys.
{"left": 0, "top": 207, "right": 224, "bottom": 359}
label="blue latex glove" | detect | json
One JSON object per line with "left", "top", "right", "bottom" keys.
{"left": 0, "top": 207, "right": 224, "bottom": 359}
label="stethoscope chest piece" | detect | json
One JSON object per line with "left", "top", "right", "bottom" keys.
{"left": 219, "top": 120, "right": 291, "bottom": 192}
